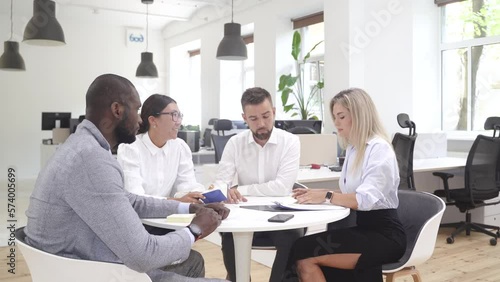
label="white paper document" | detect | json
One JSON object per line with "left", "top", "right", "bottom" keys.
{"left": 273, "top": 200, "right": 345, "bottom": 211}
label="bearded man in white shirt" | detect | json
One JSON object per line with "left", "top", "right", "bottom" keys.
{"left": 214, "top": 87, "right": 304, "bottom": 282}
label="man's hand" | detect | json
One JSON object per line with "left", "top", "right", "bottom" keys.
{"left": 204, "top": 203, "right": 230, "bottom": 220}
{"left": 189, "top": 203, "right": 230, "bottom": 220}
{"left": 175, "top": 192, "right": 205, "bottom": 204}
{"left": 190, "top": 207, "right": 221, "bottom": 239}
{"left": 226, "top": 186, "right": 247, "bottom": 204}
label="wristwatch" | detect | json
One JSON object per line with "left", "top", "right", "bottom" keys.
{"left": 187, "top": 223, "right": 203, "bottom": 241}
{"left": 325, "top": 191, "right": 334, "bottom": 202}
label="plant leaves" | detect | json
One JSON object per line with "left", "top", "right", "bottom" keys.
{"left": 283, "top": 104, "right": 294, "bottom": 112}
{"left": 278, "top": 74, "right": 298, "bottom": 91}
{"left": 281, "top": 88, "right": 292, "bottom": 106}
{"left": 303, "top": 40, "right": 324, "bottom": 62}
{"left": 291, "top": 31, "right": 301, "bottom": 61}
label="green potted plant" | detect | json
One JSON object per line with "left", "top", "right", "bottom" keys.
{"left": 278, "top": 30, "right": 324, "bottom": 120}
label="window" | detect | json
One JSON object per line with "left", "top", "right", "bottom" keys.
{"left": 440, "top": 0, "right": 500, "bottom": 131}
{"left": 279, "top": 15, "right": 325, "bottom": 121}
{"left": 169, "top": 41, "right": 201, "bottom": 127}
{"left": 219, "top": 36, "right": 254, "bottom": 120}
{"left": 301, "top": 22, "right": 325, "bottom": 121}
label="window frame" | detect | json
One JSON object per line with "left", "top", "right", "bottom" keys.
{"left": 439, "top": 1, "right": 500, "bottom": 135}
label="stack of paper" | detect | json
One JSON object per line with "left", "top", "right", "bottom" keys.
{"left": 273, "top": 201, "right": 345, "bottom": 211}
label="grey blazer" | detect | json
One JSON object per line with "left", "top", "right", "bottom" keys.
{"left": 25, "top": 120, "right": 194, "bottom": 280}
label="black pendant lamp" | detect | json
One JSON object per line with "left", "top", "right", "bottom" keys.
{"left": 23, "top": 0, "right": 66, "bottom": 46}
{"left": 136, "top": 0, "right": 158, "bottom": 78}
{"left": 0, "top": 0, "right": 26, "bottom": 71}
{"left": 216, "top": 0, "right": 247, "bottom": 61}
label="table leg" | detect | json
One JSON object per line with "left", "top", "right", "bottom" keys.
{"left": 232, "top": 231, "right": 254, "bottom": 282}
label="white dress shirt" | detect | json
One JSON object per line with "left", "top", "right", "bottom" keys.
{"left": 339, "top": 136, "right": 400, "bottom": 211}
{"left": 214, "top": 128, "right": 300, "bottom": 196}
{"left": 117, "top": 133, "right": 205, "bottom": 198}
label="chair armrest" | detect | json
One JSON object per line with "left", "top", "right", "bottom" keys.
{"left": 432, "top": 172, "right": 454, "bottom": 203}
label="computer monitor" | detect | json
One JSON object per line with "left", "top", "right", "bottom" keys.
{"left": 69, "top": 115, "right": 85, "bottom": 133}
{"left": 177, "top": 130, "right": 200, "bottom": 152}
{"left": 41, "top": 112, "right": 71, "bottom": 131}
{"left": 274, "top": 120, "right": 322, "bottom": 134}
{"left": 231, "top": 120, "right": 248, "bottom": 129}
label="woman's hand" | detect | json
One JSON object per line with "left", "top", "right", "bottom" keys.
{"left": 176, "top": 192, "right": 205, "bottom": 204}
{"left": 294, "top": 189, "right": 329, "bottom": 204}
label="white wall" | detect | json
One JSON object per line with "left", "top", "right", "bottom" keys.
{"left": 0, "top": 13, "right": 165, "bottom": 180}
{"left": 324, "top": 0, "right": 440, "bottom": 135}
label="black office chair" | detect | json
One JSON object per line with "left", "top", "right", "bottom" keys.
{"left": 433, "top": 117, "right": 500, "bottom": 245}
{"left": 211, "top": 134, "right": 236, "bottom": 164}
{"left": 213, "top": 119, "right": 233, "bottom": 136}
{"left": 392, "top": 113, "right": 417, "bottom": 190}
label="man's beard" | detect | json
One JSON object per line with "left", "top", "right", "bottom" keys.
{"left": 115, "top": 112, "right": 136, "bottom": 145}
{"left": 252, "top": 127, "right": 272, "bottom": 141}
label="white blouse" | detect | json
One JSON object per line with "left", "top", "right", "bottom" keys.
{"left": 339, "top": 136, "right": 400, "bottom": 211}
{"left": 117, "top": 133, "right": 205, "bottom": 198}
{"left": 214, "top": 128, "right": 300, "bottom": 196}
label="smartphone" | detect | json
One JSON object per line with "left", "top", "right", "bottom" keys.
{"left": 268, "top": 214, "right": 294, "bottom": 223}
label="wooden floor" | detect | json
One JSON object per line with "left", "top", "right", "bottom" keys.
{"left": 1, "top": 227, "right": 500, "bottom": 282}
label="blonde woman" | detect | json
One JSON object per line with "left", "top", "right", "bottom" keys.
{"left": 284, "top": 88, "right": 406, "bottom": 282}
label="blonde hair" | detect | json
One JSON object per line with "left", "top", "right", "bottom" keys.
{"left": 329, "top": 88, "right": 390, "bottom": 172}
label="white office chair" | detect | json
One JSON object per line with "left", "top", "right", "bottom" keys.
{"left": 16, "top": 227, "right": 152, "bottom": 282}
{"left": 382, "top": 191, "right": 445, "bottom": 282}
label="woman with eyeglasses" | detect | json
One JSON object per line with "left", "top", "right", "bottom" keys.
{"left": 117, "top": 94, "right": 206, "bottom": 206}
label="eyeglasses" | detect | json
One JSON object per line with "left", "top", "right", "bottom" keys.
{"left": 156, "top": 111, "right": 184, "bottom": 122}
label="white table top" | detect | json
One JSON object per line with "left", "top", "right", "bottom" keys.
{"left": 142, "top": 196, "right": 350, "bottom": 233}
{"left": 297, "top": 156, "right": 467, "bottom": 183}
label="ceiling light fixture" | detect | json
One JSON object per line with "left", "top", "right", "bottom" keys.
{"left": 136, "top": 0, "right": 158, "bottom": 78}
{"left": 216, "top": 0, "right": 247, "bottom": 61}
{"left": 0, "top": 0, "right": 26, "bottom": 71}
{"left": 23, "top": 0, "right": 66, "bottom": 46}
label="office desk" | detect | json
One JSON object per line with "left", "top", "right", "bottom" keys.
{"left": 191, "top": 148, "right": 215, "bottom": 164}
{"left": 297, "top": 157, "right": 467, "bottom": 185}
{"left": 142, "top": 197, "right": 349, "bottom": 282}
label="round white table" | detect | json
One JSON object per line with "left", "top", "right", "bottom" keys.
{"left": 142, "top": 196, "right": 350, "bottom": 282}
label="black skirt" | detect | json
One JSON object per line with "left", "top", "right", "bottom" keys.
{"left": 282, "top": 209, "right": 406, "bottom": 282}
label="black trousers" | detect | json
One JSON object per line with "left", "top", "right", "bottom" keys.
{"left": 221, "top": 228, "right": 304, "bottom": 282}
{"left": 282, "top": 210, "right": 406, "bottom": 282}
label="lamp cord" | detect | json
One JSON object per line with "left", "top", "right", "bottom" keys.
{"left": 146, "top": 4, "right": 149, "bottom": 51}
{"left": 9, "top": 0, "right": 13, "bottom": 40}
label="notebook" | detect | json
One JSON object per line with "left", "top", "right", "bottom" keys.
{"left": 201, "top": 189, "right": 227, "bottom": 204}
{"left": 166, "top": 214, "right": 195, "bottom": 223}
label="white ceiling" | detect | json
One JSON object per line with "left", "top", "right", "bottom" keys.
{"left": 1, "top": 0, "right": 267, "bottom": 31}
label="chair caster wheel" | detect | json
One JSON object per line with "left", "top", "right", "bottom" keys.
{"left": 490, "top": 238, "right": 497, "bottom": 246}
{"left": 446, "top": 237, "right": 454, "bottom": 244}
